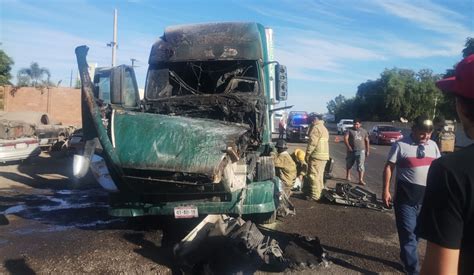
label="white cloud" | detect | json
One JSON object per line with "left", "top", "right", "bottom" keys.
{"left": 272, "top": 28, "right": 386, "bottom": 80}
{"left": 372, "top": 0, "right": 472, "bottom": 38}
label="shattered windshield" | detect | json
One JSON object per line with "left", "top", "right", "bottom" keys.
{"left": 145, "top": 60, "right": 259, "bottom": 100}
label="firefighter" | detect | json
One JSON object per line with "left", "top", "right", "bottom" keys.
{"left": 273, "top": 139, "right": 297, "bottom": 197}
{"left": 305, "top": 114, "right": 330, "bottom": 201}
{"left": 291, "top": 148, "right": 307, "bottom": 191}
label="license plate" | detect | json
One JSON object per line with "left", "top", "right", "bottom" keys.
{"left": 174, "top": 206, "right": 198, "bottom": 219}
{"left": 15, "top": 143, "right": 27, "bottom": 149}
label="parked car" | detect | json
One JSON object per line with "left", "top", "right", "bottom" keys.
{"left": 337, "top": 119, "right": 354, "bottom": 134}
{"left": 286, "top": 111, "right": 309, "bottom": 142}
{"left": 0, "top": 137, "right": 41, "bottom": 163}
{"left": 369, "top": 125, "right": 403, "bottom": 145}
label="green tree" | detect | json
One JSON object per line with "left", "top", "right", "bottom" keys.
{"left": 462, "top": 37, "right": 474, "bottom": 58}
{"left": 17, "top": 62, "right": 51, "bottom": 87}
{"left": 355, "top": 79, "right": 384, "bottom": 120}
{"left": 326, "top": 94, "right": 347, "bottom": 119}
{"left": 0, "top": 49, "right": 14, "bottom": 86}
{"left": 445, "top": 37, "right": 474, "bottom": 77}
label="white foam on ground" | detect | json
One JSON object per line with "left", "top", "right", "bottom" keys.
{"left": 56, "top": 190, "right": 74, "bottom": 195}
{"left": 3, "top": 204, "right": 27, "bottom": 215}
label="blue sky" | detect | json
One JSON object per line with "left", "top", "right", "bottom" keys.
{"left": 1, "top": 0, "right": 473, "bottom": 113}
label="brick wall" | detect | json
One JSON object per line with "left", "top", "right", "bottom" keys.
{"left": 2, "top": 86, "right": 82, "bottom": 127}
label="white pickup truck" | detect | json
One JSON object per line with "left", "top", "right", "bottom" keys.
{"left": 337, "top": 119, "right": 354, "bottom": 134}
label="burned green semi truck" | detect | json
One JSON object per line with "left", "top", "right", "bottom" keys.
{"left": 75, "top": 22, "right": 288, "bottom": 222}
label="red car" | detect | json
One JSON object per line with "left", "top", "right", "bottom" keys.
{"left": 369, "top": 125, "right": 403, "bottom": 145}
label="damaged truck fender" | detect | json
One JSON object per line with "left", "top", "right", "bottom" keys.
{"left": 75, "top": 22, "right": 289, "bottom": 224}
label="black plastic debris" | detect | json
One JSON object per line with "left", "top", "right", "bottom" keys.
{"left": 173, "top": 215, "right": 285, "bottom": 274}
{"left": 277, "top": 192, "right": 295, "bottom": 217}
{"left": 323, "top": 183, "right": 391, "bottom": 212}
{"left": 284, "top": 234, "right": 330, "bottom": 270}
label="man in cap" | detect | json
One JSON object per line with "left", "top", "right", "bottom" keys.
{"left": 273, "top": 139, "right": 297, "bottom": 197}
{"left": 305, "top": 113, "right": 329, "bottom": 201}
{"left": 382, "top": 115, "right": 441, "bottom": 274}
{"left": 417, "top": 54, "right": 474, "bottom": 275}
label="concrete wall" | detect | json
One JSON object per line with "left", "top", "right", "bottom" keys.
{"left": 1, "top": 86, "right": 81, "bottom": 127}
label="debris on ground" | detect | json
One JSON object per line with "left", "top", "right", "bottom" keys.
{"left": 323, "top": 183, "right": 391, "bottom": 212}
{"left": 173, "top": 215, "right": 285, "bottom": 274}
{"left": 173, "top": 215, "right": 330, "bottom": 274}
{"left": 284, "top": 234, "right": 330, "bottom": 270}
{"left": 277, "top": 192, "right": 296, "bottom": 217}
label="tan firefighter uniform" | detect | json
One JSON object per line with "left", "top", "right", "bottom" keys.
{"left": 291, "top": 148, "right": 308, "bottom": 179}
{"left": 305, "top": 120, "right": 330, "bottom": 200}
{"left": 274, "top": 151, "right": 297, "bottom": 195}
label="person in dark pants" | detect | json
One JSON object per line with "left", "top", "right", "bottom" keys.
{"left": 382, "top": 115, "right": 441, "bottom": 274}
{"left": 417, "top": 54, "right": 474, "bottom": 275}
{"left": 278, "top": 117, "right": 286, "bottom": 139}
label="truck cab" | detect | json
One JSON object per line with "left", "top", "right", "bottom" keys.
{"left": 75, "top": 22, "right": 288, "bottom": 223}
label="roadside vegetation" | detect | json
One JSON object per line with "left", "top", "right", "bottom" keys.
{"left": 0, "top": 49, "right": 14, "bottom": 86}
{"left": 327, "top": 37, "right": 474, "bottom": 122}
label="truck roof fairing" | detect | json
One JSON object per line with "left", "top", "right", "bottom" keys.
{"left": 149, "top": 22, "right": 264, "bottom": 63}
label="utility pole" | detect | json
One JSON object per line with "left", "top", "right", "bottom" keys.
{"left": 433, "top": 95, "right": 438, "bottom": 119}
{"left": 107, "top": 9, "right": 118, "bottom": 66}
{"left": 130, "top": 58, "right": 138, "bottom": 68}
{"left": 70, "top": 69, "right": 73, "bottom": 87}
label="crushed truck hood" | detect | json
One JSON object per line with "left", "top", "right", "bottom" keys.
{"left": 112, "top": 110, "right": 249, "bottom": 177}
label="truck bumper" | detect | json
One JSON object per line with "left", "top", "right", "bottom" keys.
{"left": 108, "top": 180, "right": 278, "bottom": 217}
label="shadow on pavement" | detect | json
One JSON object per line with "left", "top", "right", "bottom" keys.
{"left": 121, "top": 216, "right": 205, "bottom": 274}
{"left": 4, "top": 258, "right": 36, "bottom": 275}
{"left": 323, "top": 244, "right": 404, "bottom": 273}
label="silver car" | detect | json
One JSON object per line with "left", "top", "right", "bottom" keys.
{"left": 0, "top": 137, "right": 41, "bottom": 163}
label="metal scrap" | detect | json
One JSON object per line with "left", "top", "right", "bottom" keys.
{"left": 323, "top": 183, "right": 391, "bottom": 212}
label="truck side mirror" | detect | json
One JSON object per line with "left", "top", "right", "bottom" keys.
{"left": 109, "top": 65, "right": 140, "bottom": 109}
{"left": 275, "top": 64, "right": 288, "bottom": 101}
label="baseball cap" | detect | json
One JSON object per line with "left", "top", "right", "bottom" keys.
{"left": 436, "top": 54, "right": 474, "bottom": 99}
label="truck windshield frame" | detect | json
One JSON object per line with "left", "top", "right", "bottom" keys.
{"left": 145, "top": 60, "right": 261, "bottom": 101}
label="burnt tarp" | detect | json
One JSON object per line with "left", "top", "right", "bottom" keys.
{"left": 174, "top": 215, "right": 331, "bottom": 273}
{"left": 174, "top": 215, "right": 285, "bottom": 273}
{"left": 149, "top": 22, "right": 264, "bottom": 63}
{"left": 323, "top": 183, "right": 391, "bottom": 212}
{"left": 112, "top": 110, "right": 250, "bottom": 178}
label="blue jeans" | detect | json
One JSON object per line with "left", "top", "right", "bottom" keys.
{"left": 394, "top": 203, "right": 421, "bottom": 275}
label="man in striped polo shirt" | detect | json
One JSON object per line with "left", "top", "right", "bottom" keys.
{"left": 382, "top": 115, "right": 441, "bottom": 275}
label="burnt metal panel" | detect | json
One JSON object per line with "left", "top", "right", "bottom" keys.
{"left": 149, "top": 22, "right": 264, "bottom": 63}
{"left": 113, "top": 110, "right": 250, "bottom": 177}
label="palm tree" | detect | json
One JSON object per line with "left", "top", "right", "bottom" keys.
{"left": 17, "top": 62, "right": 51, "bottom": 87}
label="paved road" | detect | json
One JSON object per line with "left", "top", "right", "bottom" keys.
{"left": 0, "top": 134, "right": 416, "bottom": 273}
